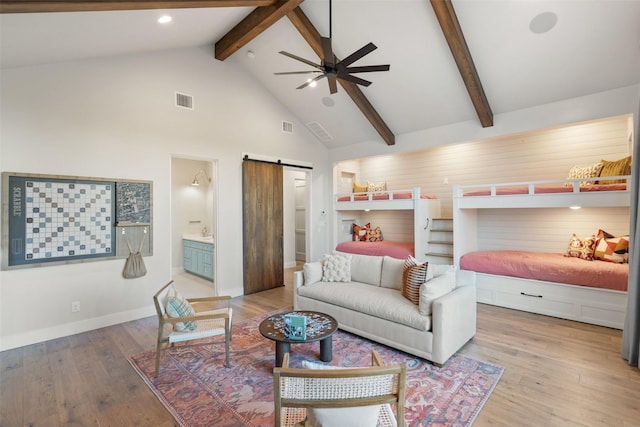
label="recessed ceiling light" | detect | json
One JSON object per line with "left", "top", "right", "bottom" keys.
{"left": 158, "top": 15, "right": 172, "bottom": 24}
{"left": 529, "top": 11, "right": 557, "bottom": 34}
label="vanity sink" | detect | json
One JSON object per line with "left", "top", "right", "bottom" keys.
{"left": 182, "top": 234, "right": 214, "bottom": 244}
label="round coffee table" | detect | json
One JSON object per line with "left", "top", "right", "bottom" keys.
{"left": 259, "top": 311, "right": 338, "bottom": 367}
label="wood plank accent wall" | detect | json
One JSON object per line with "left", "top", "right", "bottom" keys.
{"left": 335, "top": 114, "right": 632, "bottom": 248}
{"left": 344, "top": 114, "right": 632, "bottom": 218}
{"left": 477, "top": 207, "right": 630, "bottom": 253}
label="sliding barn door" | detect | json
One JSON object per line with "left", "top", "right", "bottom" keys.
{"left": 242, "top": 160, "right": 284, "bottom": 294}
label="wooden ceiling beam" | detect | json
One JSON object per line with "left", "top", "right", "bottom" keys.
{"left": 215, "top": 0, "right": 303, "bottom": 61}
{"left": 430, "top": 0, "right": 493, "bottom": 127}
{"left": 286, "top": 6, "right": 395, "bottom": 146}
{"left": 0, "top": 0, "right": 277, "bottom": 14}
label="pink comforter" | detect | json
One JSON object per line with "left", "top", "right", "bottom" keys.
{"left": 335, "top": 241, "right": 414, "bottom": 259}
{"left": 337, "top": 192, "right": 437, "bottom": 201}
{"left": 463, "top": 183, "right": 627, "bottom": 196}
{"left": 460, "top": 250, "right": 628, "bottom": 291}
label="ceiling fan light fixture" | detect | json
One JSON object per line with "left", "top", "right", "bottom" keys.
{"left": 308, "top": 79, "right": 317, "bottom": 88}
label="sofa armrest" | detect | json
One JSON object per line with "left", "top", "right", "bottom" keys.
{"left": 431, "top": 284, "right": 477, "bottom": 365}
{"left": 293, "top": 270, "right": 304, "bottom": 288}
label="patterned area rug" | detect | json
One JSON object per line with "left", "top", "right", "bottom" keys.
{"left": 128, "top": 311, "right": 503, "bottom": 426}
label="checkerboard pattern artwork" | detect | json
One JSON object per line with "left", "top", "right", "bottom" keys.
{"left": 24, "top": 180, "right": 113, "bottom": 260}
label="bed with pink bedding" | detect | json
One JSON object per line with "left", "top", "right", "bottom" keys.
{"left": 460, "top": 250, "right": 628, "bottom": 291}
{"left": 454, "top": 177, "right": 631, "bottom": 209}
{"left": 458, "top": 250, "right": 629, "bottom": 329}
{"left": 335, "top": 240, "right": 414, "bottom": 259}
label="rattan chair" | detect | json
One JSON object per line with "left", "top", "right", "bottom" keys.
{"left": 273, "top": 350, "right": 406, "bottom": 427}
{"left": 153, "top": 280, "right": 232, "bottom": 377}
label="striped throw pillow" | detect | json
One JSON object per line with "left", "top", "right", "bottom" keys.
{"left": 166, "top": 293, "right": 197, "bottom": 332}
{"left": 402, "top": 256, "right": 428, "bottom": 305}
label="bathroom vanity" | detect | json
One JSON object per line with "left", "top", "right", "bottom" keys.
{"left": 182, "top": 235, "right": 214, "bottom": 281}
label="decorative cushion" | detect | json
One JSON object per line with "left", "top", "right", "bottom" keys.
{"left": 322, "top": 253, "right": 352, "bottom": 282}
{"left": 564, "top": 233, "right": 596, "bottom": 261}
{"left": 402, "top": 256, "right": 428, "bottom": 305}
{"left": 367, "top": 181, "right": 387, "bottom": 193}
{"left": 303, "top": 261, "right": 324, "bottom": 285}
{"left": 563, "top": 162, "right": 603, "bottom": 187}
{"left": 594, "top": 229, "right": 629, "bottom": 263}
{"left": 352, "top": 182, "right": 368, "bottom": 194}
{"left": 380, "top": 256, "right": 404, "bottom": 289}
{"left": 297, "top": 360, "right": 386, "bottom": 427}
{"left": 367, "top": 226, "right": 383, "bottom": 242}
{"left": 598, "top": 156, "right": 632, "bottom": 184}
{"left": 352, "top": 222, "right": 370, "bottom": 241}
{"left": 165, "top": 287, "right": 197, "bottom": 331}
{"left": 419, "top": 268, "right": 456, "bottom": 316}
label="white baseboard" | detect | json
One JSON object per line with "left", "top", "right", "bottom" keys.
{"left": 0, "top": 305, "right": 156, "bottom": 351}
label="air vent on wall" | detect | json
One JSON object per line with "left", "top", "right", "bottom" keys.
{"left": 175, "top": 92, "right": 194, "bottom": 110}
{"left": 305, "top": 121, "right": 333, "bottom": 143}
{"left": 282, "top": 121, "right": 293, "bottom": 134}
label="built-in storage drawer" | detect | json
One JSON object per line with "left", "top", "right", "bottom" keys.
{"left": 183, "top": 239, "right": 214, "bottom": 281}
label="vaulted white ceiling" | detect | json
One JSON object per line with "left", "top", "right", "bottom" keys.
{"left": 2, "top": 0, "right": 639, "bottom": 148}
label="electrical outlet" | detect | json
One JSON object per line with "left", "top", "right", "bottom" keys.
{"left": 71, "top": 301, "right": 80, "bottom": 313}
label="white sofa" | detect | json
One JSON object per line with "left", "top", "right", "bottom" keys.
{"left": 293, "top": 253, "right": 477, "bottom": 365}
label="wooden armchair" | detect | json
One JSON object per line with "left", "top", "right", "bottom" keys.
{"left": 273, "top": 350, "right": 406, "bottom": 427}
{"left": 153, "top": 280, "right": 232, "bottom": 377}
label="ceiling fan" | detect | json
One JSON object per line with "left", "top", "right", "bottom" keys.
{"left": 274, "top": 1, "right": 390, "bottom": 94}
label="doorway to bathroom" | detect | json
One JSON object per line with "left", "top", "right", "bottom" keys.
{"left": 170, "top": 156, "right": 217, "bottom": 296}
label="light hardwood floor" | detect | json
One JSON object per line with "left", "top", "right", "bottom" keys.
{"left": 1, "top": 268, "right": 639, "bottom": 427}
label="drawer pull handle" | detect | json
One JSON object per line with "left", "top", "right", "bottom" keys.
{"left": 521, "top": 292, "right": 543, "bottom": 298}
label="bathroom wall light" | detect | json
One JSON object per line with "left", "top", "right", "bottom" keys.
{"left": 191, "top": 169, "right": 211, "bottom": 186}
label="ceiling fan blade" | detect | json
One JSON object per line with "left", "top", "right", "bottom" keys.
{"left": 337, "top": 73, "right": 372, "bottom": 87}
{"left": 321, "top": 36, "right": 335, "bottom": 68}
{"left": 279, "top": 51, "right": 322, "bottom": 70}
{"left": 340, "top": 42, "right": 377, "bottom": 67}
{"left": 342, "top": 64, "right": 390, "bottom": 74}
{"left": 327, "top": 75, "right": 338, "bottom": 94}
{"left": 296, "top": 74, "right": 325, "bottom": 90}
{"left": 274, "top": 71, "right": 323, "bottom": 75}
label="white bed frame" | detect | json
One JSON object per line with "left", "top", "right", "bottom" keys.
{"left": 453, "top": 176, "right": 631, "bottom": 329}
{"left": 333, "top": 187, "right": 441, "bottom": 261}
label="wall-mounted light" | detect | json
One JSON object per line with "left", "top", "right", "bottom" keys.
{"left": 569, "top": 206, "right": 581, "bottom": 210}
{"left": 191, "top": 169, "right": 211, "bottom": 186}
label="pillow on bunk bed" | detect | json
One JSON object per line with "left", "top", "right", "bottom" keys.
{"left": 594, "top": 229, "right": 629, "bottom": 263}
{"left": 366, "top": 226, "right": 384, "bottom": 242}
{"left": 564, "top": 233, "right": 597, "bottom": 261}
{"left": 322, "top": 252, "right": 352, "bottom": 282}
{"left": 352, "top": 182, "right": 368, "bottom": 195}
{"left": 598, "top": 156, "right": 632, "bottom": 184}
{"left": 367, "top": 181, "right": 387, "bottom": 194}
{"left": 352, "top": 222, "right": 370, "bottom": 241}
{"left": 563, "top": 162, "right": 603, "bottom": 187}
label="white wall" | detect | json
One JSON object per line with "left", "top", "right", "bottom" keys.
{"left": 0, "top": 46, "right": 331, "bottom": 350}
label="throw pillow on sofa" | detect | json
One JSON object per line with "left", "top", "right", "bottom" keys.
{"left": 304, "top": 261, "right": 324, "bottom": 285}
{"left": 402, "top": 256, "right": 428, "bottom": 305}
{"left": 322, "top": 253, "right": 352, "bottom": 282}
{"left": 419, "top": 267, "right": 457, "bottom": 316}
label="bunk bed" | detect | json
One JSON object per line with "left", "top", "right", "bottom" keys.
{"left": 453, "top": 176, "right": 631, "bottom": 329}
{"left": 334, "top": 187, "right": 441, "bottom": 260}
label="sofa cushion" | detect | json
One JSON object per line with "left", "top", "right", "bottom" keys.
{"left": 380, "top": 256, "right": 404, "bottom": 289}
{"left": 298, "top": 282, "right": 430, "bottom": 331}
{"left": 304, "top": 261, "right": 324, "bottom": 285}
{"left": 342, "top": 252, "right": 383, "bottom": 286}
{"left": 419, "top": 268, "right": 456, "bottom": 316}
